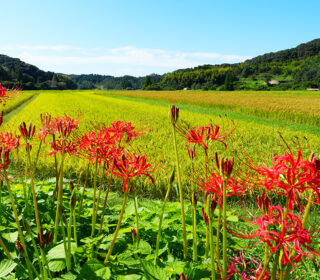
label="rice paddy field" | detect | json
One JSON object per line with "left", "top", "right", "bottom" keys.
{"left": 4, "top": 89, "right": 320, "bottom": 197}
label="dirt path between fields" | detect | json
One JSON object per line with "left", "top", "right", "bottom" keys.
{"left": 3, "top": 94, "right": 39, "bottom": 124}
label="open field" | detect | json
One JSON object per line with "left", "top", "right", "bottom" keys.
{"left": 1, "top": 89, "right": 320, "bottom": 279}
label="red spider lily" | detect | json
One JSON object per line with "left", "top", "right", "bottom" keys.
{"left": 78, "top": 128, "right": 118, "bottom": 164}
{"left": 231, "top": 205, "right": 320, "bottom": 266}
{"left": 107, "top": 120, "right": 143, "bottom": 144}
{"left": 49, "top": 139, "right": 78, "bottom": 156}
{"left": 0, "top": 132, "right": 20, "bottom": 152}
{"left": 223, "top": 249, "right": 270, "bottom": 280}
{"left": 112, "top": 153, "right": 155, "bottom": 192}
{"left": 253, "top": 151, "right": 320, "bottom": 210}
{"left": 206, "top": 124, "right": 230, "bottom": 150}
{"left": 201, "top": 172, "right": 246, "bottom": 209}
{"left": 0, "top": 83, "right": 21, "bottom": 106}
{"left": 38, "top": 113, "right": 53, "bottom": 142}
{"left": 186, "top": 126, "right": 209, "bottom": 149}
{"left": 185, "top": 123, "right": 232, "bottom": 150}
{"left": 51, "top": 116, "right": 79, "bottom": 137}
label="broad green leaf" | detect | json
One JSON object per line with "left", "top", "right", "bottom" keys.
{"left": 141, "top": 261, "right": 171, "bottom": 280}
{"left": 48, "top": 259, "right": 66, "bottom": 272}
{"left": 79, "top": 259, "right": 111, "bottom": 280}
{"left": 47, "top": 242, "right": 77, "bottom": 260}
{"left": 0, "top": 259, "right": 17, "bottom": 278}
{"left": 118, "top": 275, "right": 142, "bottom": 280}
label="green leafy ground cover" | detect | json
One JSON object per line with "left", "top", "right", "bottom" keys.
{"left": 0, "top": 181, "right": 318, "bottom": 279}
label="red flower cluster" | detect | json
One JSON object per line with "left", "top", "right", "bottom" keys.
{"left": 47, "top": 116, "right": 79, "bottom": 155}
{"left": 225, "top": 249, "right": 270, "bottom": 280}
{"left": 233, "top": 206, "right": 320, "bottom": 265}
{"left": 253, "top": 151, "right": 320, "bottom": 210}
{"left": 201, "top": 172, "right": 246, "bottom": 209}
{"left": 112, "top": 153, "right": 155, "bottom": 192}
{"left": 0, "top": 132, "right": 20, "bottom": 152}
{"left": 0, "top": 83, "right": 21, "bottom": 106}
{"left": 108, "top": 120, "right": 143, "bottom": 144}
{"left": 78, "top": 128, "right": 117, "bottom": 164}
{"left": 51, "top": 116, "right": 79, "bottom": 137}
{"left": 186, "top": 124, "right": 231, "bottom": 150}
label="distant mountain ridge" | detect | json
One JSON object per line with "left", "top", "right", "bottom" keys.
{"left": 0, "top": 38, "right": 320, "bottom": 90}
{"left": 0, "top": 54, "right": 77, "bottom": 90}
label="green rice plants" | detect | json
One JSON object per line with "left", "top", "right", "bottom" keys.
{"left": 169, "top": 105, "right": 188, "bottom": 259}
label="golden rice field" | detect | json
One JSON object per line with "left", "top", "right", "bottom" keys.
{"left": 96, "top": 90, "right": 320, "bottom": 126}
{"left": 3, "top": 89, "right": 320, "bottom": 197}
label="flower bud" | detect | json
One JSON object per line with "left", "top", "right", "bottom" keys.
{"left": 202, "top": 207, "right": 209, "bottom": 224}
{"left": 169, "top": 105, "right": 179, "bottom": 124}
{"left": 38, "top": 227, "right": 45, "bottom": 248}
{"left": 187, "top": 145, "right": 196, "bottom": 160}
{"left": 16, "top": 240, "right": 25, "bottom": 254}
{"left": 190, "top": 192, "right": 198, "bottom": 206}
{"left": 180, "top": 273, "right": 188, "bottom": 280}
{"left": 131, "top": 228, "right": 137, "bottom": 238}
{"left": 45, "top": 232, "right": 52, "bottom": 246}
{"left": 209, "top": 194, "right": 218, "bottom": 212}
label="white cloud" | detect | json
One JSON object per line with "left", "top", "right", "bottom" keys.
{"left": 0, "top": 45, "right": 252, "bottom": 76}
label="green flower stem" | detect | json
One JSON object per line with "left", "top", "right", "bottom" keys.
{"left": 60, "top": 217, "right": 70, "bottom": 271}
{"left": 4, "top": 172, "right": 33, "bottom": 278}
{"left": 33, "top": 140, "right": 43, "bottom": 169}
{"left": 222, "top": 179, "right": 228, "bottom": 279}
{"left": 205, "top": 195, "right": 210, "bottom": 259}
{"left": 98, "top": 172, "right": 113, "bottom": 234}
{"left": 53, "top": 141, "right": 65, "bottom": 245}
{"left": 154, "top": 170, "right": 173, "bottom": 264}
{"left": 271, "top": 250, "right": 280, "bottom": 280}
{"left": 257, "top": 253, "right": 272, "bottom": 280}
{"left": 302, "top": 190, "right": 314, "bottom": 228}
{"left": 67, "top": 210, "right": 73, "bottom": 271}
{"left": 51, "top": 135, "right": 59, "bottom": 208}
{"left": 24, "top": 220, "right": 44, "bottom": 279}
{"left": 0, "top": 236, "right": 12, "bottom": 259}
{"left": 209, "top": 209, "right": 216, "bottom": 280}
{"left": 171, "top": 123, "right": 187, "bottom": 259}
{"left": 104, "top": 184, "right": 129, "bottom": 263}
{"left": 191, "top": 180, "right": 197, "bottom": 261}
{"left": 133, "top": 192, "right": 139, "bottom": 247}
{"left": 204, "top": 148, "right": 209, "bottom": 177}
{"left": 78, "top": 163, "right": 89, "bottom": 219}
{"left": 73, "top": 207, "right": 78, "bottom": 247}
{"left": 215, "top": 208, "right": 221, "bottom": 262}
{"left": 26, "top": 146, "right": 48, "bottom": 279}
{"left": 26, "top": 257, "right": 39, "bottom": 280}
{"left": 93, "top": 163, "right": 105, "bottom": 228}
{"left": 91, "top": 151, "right": 99, "bottom": 237}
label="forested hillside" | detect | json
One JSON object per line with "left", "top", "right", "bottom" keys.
{"left": 0, "top": 55, "right": 77, "bottom": 90}
{"left": 1, "top": 38, "right": 320, "bottom": 90}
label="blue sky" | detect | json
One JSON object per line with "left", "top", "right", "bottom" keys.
{"left": 1, "top": 0, "right": 319, "bottom": 76}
